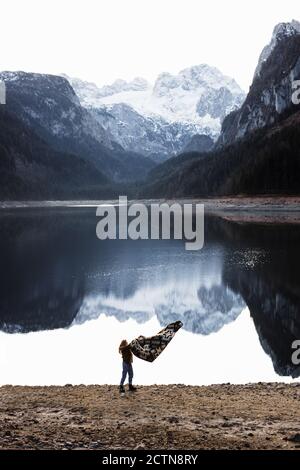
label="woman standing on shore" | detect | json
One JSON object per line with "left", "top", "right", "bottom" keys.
{"left": 119, "top": 340, "right": 137, "bottom": 395}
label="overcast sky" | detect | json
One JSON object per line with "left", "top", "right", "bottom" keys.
{"left": 0, "top": 0, "right": 299, "bottom": 91}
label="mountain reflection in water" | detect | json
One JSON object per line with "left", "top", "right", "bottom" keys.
{"left": 0, "top": 207, "right": 299, "bottom": 380}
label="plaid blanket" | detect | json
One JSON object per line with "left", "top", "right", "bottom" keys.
{"left": 130, "top": 321, "right": 183, "bottom": 362}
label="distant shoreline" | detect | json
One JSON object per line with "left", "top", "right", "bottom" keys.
{"left": 0, "top": 383, "right": 299, "bottom": 450}
{"left": 1, "top": 196, "right": 300, "bottom": 211}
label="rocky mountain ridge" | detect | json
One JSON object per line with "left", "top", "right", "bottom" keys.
{"left": 66, "top": 65, "right": 245, "bottom": 160}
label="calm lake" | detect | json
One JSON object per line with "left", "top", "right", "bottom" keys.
{"left": 0, "top": 206, "right": 299, "bottom": 385}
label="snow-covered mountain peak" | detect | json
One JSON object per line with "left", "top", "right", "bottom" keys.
{"left": 273, "top": 19, "right": 300, "bottom": 40}
{"left": 255, "top": 20, "right": 300, "bottom": 77}
{"left": 64, "top": 74, "right": 150, "bottom": 105}
{"left": 153, "top": 72, "right": 182, "bottom": 95}
{"left": 181, "top": 64, "right": 241, "bottom": 92}
{"left": 101, "top": 77, "right": 150, "bottom": 96}
{"left": 91, "top": 65, "right": 245, "bottom": 128}
{"left": 153, "top": 64, "right": 243, "bottom": 97}
{"left": 129, "top": 77, "right": 150, "bottom": 90}
{"left": 65, "top": 65, "right": 245, "bottom": 161}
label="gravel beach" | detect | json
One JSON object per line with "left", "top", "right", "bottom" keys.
{"left": 0, "top": 383, "right": 299, "bottom": 450}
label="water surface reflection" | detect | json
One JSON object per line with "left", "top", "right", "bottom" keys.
{"left": 0, "top": 208, "right": 299, "bottom": 383}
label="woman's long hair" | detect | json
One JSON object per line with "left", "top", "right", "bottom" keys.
{"left": 119, "top": 339, "right": 128, "bottom": 353}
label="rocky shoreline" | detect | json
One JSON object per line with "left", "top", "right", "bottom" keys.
{"left": 0, "top": 383, "right": 299, "bottom": 450}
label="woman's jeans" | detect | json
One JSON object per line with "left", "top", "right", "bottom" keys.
{"left": 120, "top": 361, "right": 133, "bottom": 385}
